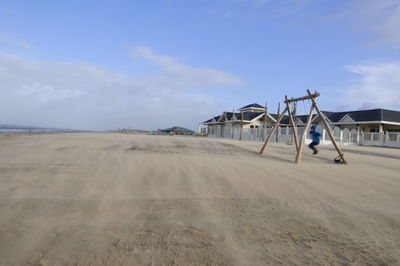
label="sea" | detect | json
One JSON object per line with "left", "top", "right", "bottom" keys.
{"left": 0, "top": 124, "right": 81, "bottom": 133}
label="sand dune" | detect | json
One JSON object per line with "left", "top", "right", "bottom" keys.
{"left": 0, "top": 133, "right": 399, "bottom": 265}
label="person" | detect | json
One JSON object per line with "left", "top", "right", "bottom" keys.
{"left": 308, "top": 125, "right": 321, "bottom": 155}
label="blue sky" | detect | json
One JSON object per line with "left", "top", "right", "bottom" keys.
{"left": 1, "top": 0, "right": 400, "bottom": 130}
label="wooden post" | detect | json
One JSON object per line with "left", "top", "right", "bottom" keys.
{"left": 220, "top": 112, "right": 224, "bottom": 138}
{"left": 290, "top": 102, "right": 297, "bottom": 145}
{"left": 265, "top": 102, "right": 268, "bottom": 123}
{"left": 239, "top": 111, "right": 243, "bottom": 140}
{"left": 293, "top": 102, "right": 297, "bottom": 121}
{"left": 307, "top": 89, "right": 347, "bottom": 164}
{"left": 276, "top": 102, "right": 280, "bottom": 143}
{"left": 263, "top": 102, "right": 268, "bottom": 141}
{"left": 285, "top": 95, "right": 299, "bottom": 152}
{"left": 224, "top": 112, "right": 227, "bottom": 138}
{"left": 232, "top": 109, "right": 234, "bottom": 139}
{"left": 295, "top": 103, "right": 314, "bottom": 163}
{"left": 259, "top": 107, "right": 288, "bottom": 154}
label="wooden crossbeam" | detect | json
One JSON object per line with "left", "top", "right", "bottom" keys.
{"left": 284, "top": 92, "right": 320, "bottom": 104}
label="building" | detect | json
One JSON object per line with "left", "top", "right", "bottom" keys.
{"left": 158, "top": 126, "right": 195, "bottom": 136}
{"left": 203, "top": 103, "right": 277, "bottom": 139}
{"left": 276, "top": 108, "right": 400, "bottom": 134}
{"left": 313, "top": 109, "right": 400, "bottom": 132}
{"left": 201, "top": 103, "right": 400, "bottom": 147}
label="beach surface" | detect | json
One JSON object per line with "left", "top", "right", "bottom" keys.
{"left": 0, "top": 132, "right": 399, "bottom": 265}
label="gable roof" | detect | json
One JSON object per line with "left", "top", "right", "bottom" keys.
{"left": 160, "top": 126, "right": 194, "bottom": 133}
{"left": 225, "top": 112, "right": 235, "bottom": 120}
{"left": 240, "top": 103, "right": 264, "bottom": 109}
{"left": 203, "top": 108, "right": 400, "bottom": 125}
{"left": 242, "top": 111, "right": 264, "bottom": 121}
{"left": 296, "top": 114, "right": 314, "bottom": 124}
{"left": 311, "top": 111, "right": 334, "bottom": 124}
{"left": 233, "top": 112, "right": 241, "bottom": 120}
{"left": 216, "top": 112, "right": 234, "bottom": 122}
{"left": 203, "top": 115, "right": 221, "bottom": 124}
{"left": 269, "top": 113, "right": 290, "bottom": 124}
{"left": 322, "top": 109, "right": 392, "bottom": 123}
{"left": 324, "top": 109, "right": 381, "bottom": 123}
{"left": 215, "top": 115, "right": 222, "bottom": 122}
{"left": 338, "top": 114, "right": 355, "bottom": 123}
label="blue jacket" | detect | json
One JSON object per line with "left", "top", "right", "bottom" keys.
{"left": 310, "top": 128, "right": 321, "bottom": 143}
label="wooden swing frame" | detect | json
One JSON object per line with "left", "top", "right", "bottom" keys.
{"left": 259, "top": 89, "right": 347, "bottom": 164}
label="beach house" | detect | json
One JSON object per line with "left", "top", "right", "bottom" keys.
{"left": 203, "top": 103, "right": 277, "bottom": 139}
{"left": 202, "top": 103, "right": 400, "bottom": 147}
{"left": 158, "top": 126, "right": 195, "bottom": 136}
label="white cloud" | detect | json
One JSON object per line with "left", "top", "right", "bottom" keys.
{"left": 0, "top": 48, "right": 242, "bottom": 130}
{"left": 216, "top": 0, "right": 400, "bottom": 49}
{"left": 337, "top": 0, "right": 400, "bottom": 49}
{"left": 342, "top": 62, "right": 400, "bottom": 109}
{"left": 130, "top": 46, "right": 242, "bottom": 89}
{"left": 0, "top": 34, "right": 34, "bottom": 50}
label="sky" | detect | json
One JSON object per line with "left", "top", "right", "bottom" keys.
{"left": 1, "top": 0, "right": 400, "bottom": 131}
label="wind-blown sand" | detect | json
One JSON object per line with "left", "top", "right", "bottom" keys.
{"left": 0, "top": 132, "right": 399, "bottom": 265}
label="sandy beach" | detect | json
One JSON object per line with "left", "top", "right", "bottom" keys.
{"left": 0, "top": 132, "right": 399, "bottom": 265}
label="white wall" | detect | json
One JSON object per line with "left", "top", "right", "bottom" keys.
{"left": 206, "top": 124, "right": 400, "bottom": 148}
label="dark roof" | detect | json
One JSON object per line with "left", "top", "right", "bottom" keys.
{"left": 160, "top": 126, "right": 194, "bottom": 133}
{"left": 204, "top": 111, "right": 264, "bottom": 123}
{"left": 269, "top": 113, "right": 290, "bottom": 124}
{"left": 242, "top": 112, "right": 264, "bottom": 121}
{"left": 383, "top": 109, "right": 400, "bottom": 123}
{"left": 203, "top": 108, "right": 400, "bottom": 125}
{"left": 234, "top": 112, "right": 242, "bottom": 120}
{"left": 321, "top": 110, "right": 379, "bottom": 123}
{"left": 279, "top": 115, "right": 290, "bottom": 124}
{"left": 269, "top": 113, "right": 279, "bottom": 120}
{"left": 270, "top": 108, "right": 400, "bottom": 124}
{"left": 204, "top": 111, "right": 261, "bottom": 123}
{"left": 225, "top": 112, "right": 234, "bottom": 120}
{"left": 319, "top": 109, "right": 400, "bottom": 123}
{"left": 240, "top": 103, "right": 264, "bottom": 109}
{"left": 296, "top": 115, "right": 309, "bottom": 124}
{"left": 202, "top": 115, "right": 221, "bottom": 124}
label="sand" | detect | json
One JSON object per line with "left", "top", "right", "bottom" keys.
{"left": 0, "top": 132, "right": 399, "bottom": 265}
